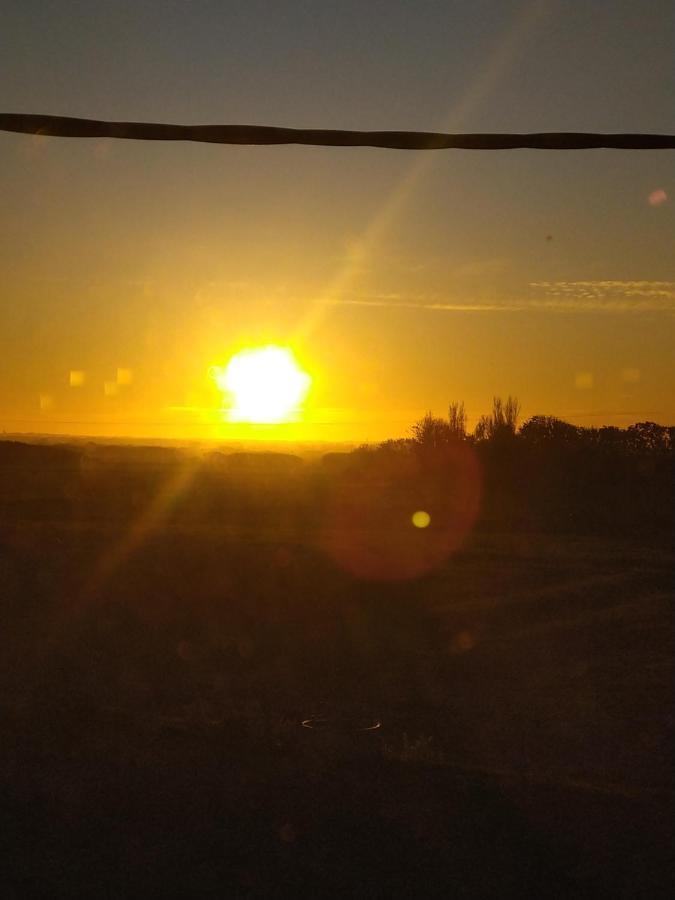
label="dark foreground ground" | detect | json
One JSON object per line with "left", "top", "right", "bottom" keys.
{"left": 0, "top": 501, "right": 672, "bottom": 896}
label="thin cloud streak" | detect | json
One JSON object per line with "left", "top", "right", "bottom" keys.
{"left": 329, "top": 281, "right": 675, "bottom": 314}
{"left": 530, "top": 281, "right": 675, "bottom": 309}
{"left": 330, "top": 298, "right": 524, "bottom": 312}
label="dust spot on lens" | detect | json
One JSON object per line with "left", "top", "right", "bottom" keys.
{"left": 450, "top": 630, "right": 476, "bottom": 654}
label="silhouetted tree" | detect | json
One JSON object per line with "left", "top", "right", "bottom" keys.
{"left": 411, "top": 412, "right": 455, "bottom": 450}
{"left": 594, "top": 425, "right": 625, "bottom": 450}
{"left": 377, "top": 437, "right": 414, "bottom": 455}
{"left": 474, "top": 396, "right": 520, "bottom": 442}
{"left": 448, "top": 401, "right": 467, "bottom": 439}
{"left": 626, "top": 421, "right": 671, "bottom": 453}
{"left": 519, "top": 415, "right": 580, "bottom": 445}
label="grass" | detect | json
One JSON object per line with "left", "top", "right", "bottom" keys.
{"left": 0, "top": 465, "right": 672, "bottom": 896}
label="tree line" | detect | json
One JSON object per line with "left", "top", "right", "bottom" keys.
{"left": 405, "top": 397, "right": 674, "bottom": 454}
{"left": 353, "top": 398, "right": 674, "bottom": 537}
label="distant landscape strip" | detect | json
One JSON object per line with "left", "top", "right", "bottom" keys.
{"left": 1, "top": 114, "right": 674, "bottom": 150}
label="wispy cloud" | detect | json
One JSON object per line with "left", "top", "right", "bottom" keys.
{"left": 528, "top": 281, "right": 675, "bottom": 312}
{"left": 328, "top": 281, "right": 675, "bottom": 315}
{"left": 331, "top": 298, "right": 523, "bottom": 313}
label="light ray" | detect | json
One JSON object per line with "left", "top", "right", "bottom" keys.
{"left": 78, "top": 460, "right": 200, "bottom": 604}
{"left": 292, "top": 0, "right": 553, "bottom": 345}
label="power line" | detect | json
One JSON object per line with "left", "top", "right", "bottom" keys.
{"left": 1, "top": 113, "right": 674, "bottom": 150}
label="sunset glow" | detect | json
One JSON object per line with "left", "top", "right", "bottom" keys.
{"left": 0, "top": 2, "right": 673, "bottom": 443}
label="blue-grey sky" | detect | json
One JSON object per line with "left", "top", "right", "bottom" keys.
{"left": 1, "top": 1, "right": 673, "bottom": 440}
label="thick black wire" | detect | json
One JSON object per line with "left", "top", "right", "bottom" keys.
{"left": 2, "top": 113, "right": 674, "bottom": 150}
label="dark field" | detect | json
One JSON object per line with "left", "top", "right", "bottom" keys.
{"left": 0, "top": 442, "right": 672, "bottom": 897}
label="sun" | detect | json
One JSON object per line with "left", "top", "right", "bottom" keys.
{"left": 212, "top": 346, "right": 311, "bottom": 424}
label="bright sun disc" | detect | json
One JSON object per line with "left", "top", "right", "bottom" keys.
{"left": 213, "top": 346, "right": 311, "bottom": 424}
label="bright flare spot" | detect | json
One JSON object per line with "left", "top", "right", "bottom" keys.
{"left": 412, "top": 510, "right": 431, "bottom": 529}
{"left": 69, "top": 370, "right": 85, "bottom": 387}
{"left": 648, "top": 188, "right": 667, "bottom": 207}
{"left": 213, "top": 346, "right": 311, "bottom": 423}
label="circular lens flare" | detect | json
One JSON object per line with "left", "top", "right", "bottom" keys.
{"left": 412, "top": 510, "right": 431, "bottom": 528}
{"left": 213, "top": 346, "right": 311, "bottom": 424}
{"left": 319, "top": 444, "right": 482, "bottom": 581}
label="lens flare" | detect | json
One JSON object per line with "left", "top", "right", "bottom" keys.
{"left": 648, "top": 188, "right": 667, "bottom": 207}
{"left": 319, "top": 444, "right": 481, "bottom": 581}
{"left": 412, "top": 510, "right": 431, "bottom": 528}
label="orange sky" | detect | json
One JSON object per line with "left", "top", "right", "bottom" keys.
{"left": 1, "top": 1, "right": 673, "bottom": 443}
